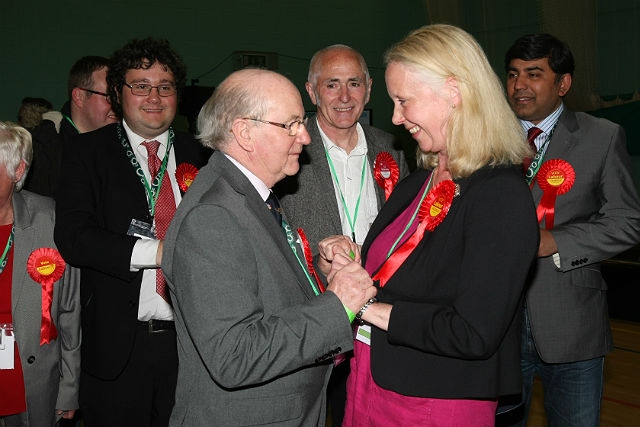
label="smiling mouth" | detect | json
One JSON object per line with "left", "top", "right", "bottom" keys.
{"left": 408, "top": 126, "right": 420, "bottom": 134}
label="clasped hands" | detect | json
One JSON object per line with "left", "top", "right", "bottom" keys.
{"left": 318, "top": 235, "right": 377, "bottom": 315}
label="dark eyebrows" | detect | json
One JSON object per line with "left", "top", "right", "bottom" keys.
{"left": 508, "top": 65, "right": 545, "bottom": 74}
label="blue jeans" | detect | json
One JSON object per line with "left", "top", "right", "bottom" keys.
{"left": 515, "top": 309, "right": 604, "bottom": 427}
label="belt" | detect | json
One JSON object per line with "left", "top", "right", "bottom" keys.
{"left": 137, "top": 319, "right": 175, "bottom": 333}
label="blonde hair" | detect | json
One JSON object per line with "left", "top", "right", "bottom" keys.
{"left": 0, "top": 121, "right": 33, "bottom": 191}
{"left": 385, "top": 24, "right": 527, "bottom": 178}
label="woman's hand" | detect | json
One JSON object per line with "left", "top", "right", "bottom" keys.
{"left": 317, "top": 235, "right": 361, "bottom": 276}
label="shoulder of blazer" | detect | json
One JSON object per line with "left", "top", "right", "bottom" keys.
{"left": 12, "top": 190, "right": 55, "bottom": 231}
{"left": 172, "top": 130, "right": 212, "bottom": 168}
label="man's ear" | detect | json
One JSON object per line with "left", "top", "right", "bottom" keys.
{"left": 557, "top": 73, "right": 572, "bottom": 97}
{"left": 305, "top": 82, "right": 318, "bottom": 106}
{"left": 231, "top": 118, "right": 254, "bottom": 152}
{"left": 71, "top": 87, "right": 85, "bottom": 108}
{"left": 364, "top": 78, "right": 372, "bottom": 105}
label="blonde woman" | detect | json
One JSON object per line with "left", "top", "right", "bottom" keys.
{"left": 329, "top": 25, "right": 539, "bottom": 427}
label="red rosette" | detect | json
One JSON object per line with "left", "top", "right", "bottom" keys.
{"left": 27, "top": 248, "right": 66, "bottom": 345}
{"left": 535, "top": 159, "right": 575, "bottom": 229}
{"left": 373, "top": 179, "right": 456, "bottom": 287}
{"left": 175, "top": 163, "right": 199, "bottom": 192}
{"left": 374, "top": 152, "right": 400, "bottom": 201}
{"left": 418, "top": 180, "right": 456, "bottom": 231}
{"left": 297, "top": 228, "right": 325, "bottom": 293}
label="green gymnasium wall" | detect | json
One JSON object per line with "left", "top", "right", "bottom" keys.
{"left": 2, "top": 1, "right": 638, "bottom": 185}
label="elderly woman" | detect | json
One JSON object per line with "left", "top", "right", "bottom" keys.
{"left": 325, "top": 25, "right": 540, "bottom": 427}
{"left": 0, "top": 122, "right": 80, "bottom": 426}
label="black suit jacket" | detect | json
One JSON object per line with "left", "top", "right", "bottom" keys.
{"left": 54, "top": 122, "right": 210, "bottom": 380}
{"left": 364, "top": 165, "right": 539, "bottom": 399}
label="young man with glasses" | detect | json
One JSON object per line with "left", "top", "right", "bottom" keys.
{"left": 25, "top": 56, "right": 118, "bottom": 197}
{"left": 54, "top": 37, "right": 211, "bottom": 427}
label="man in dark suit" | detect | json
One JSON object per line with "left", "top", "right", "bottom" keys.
{"left": 54, "top": 38, "right": 210, "bottom": 427}
{"left": 504, "top": 33, "right": 640, "bottom": 427}
{"left": 162, "top": 68, "right": 377, "bottom": 427}
{"left": 275, "top": 44, "right": 409, "bottom": 426}
{"left": 26, "top": 56, "right": 118, "bottom": 197}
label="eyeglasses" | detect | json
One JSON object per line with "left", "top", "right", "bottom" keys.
{"left": 124, "top": 82, "right": 177, "bottom": 97}
{"left": 244, "top": 116, "right": 308, "bottom": 136}
{"left": 80, "top": 88, "right": 109, "bottom": 99}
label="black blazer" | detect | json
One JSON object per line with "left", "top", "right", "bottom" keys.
{"left": 363, "top": 165, "right": 539, "bottom": 399}
{"left": 54, "top": 122, "right": 211, "bottom": 380}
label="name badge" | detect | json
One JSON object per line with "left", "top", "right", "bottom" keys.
{"left": 355, "top": 324, "right": 371, "bottom": 346}
{"left": 0, "top": 324, "right": 15, "bottom": 369}
{"left": 127, "top": 219, "right": 155, "bottom": 239}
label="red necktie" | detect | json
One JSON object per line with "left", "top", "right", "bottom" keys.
{"left": 523, "top": 127, "right": 543, "bottom": 172}
{"left": 142, "top": 140, "right": 176, "bottom": 302}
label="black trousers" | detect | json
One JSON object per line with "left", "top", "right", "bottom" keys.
{"left": 79, "top": 323, "right": 178, "bottom": 427}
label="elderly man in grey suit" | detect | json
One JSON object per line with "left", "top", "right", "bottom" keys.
{"left": 275, "top": 44, "right": 409, "bottom": 426}
{"left": 504, "top": 34, "right": 640, "bottom": 427}
{"left": 162, "top": 68, "right": 377, "bottom": 427}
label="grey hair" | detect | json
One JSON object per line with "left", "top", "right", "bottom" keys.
{"left": 197, "top": 69, "right": 270, "bottom": 150}
{"left": 307, "top": 44, "right": 370, "bottom": 88}
{"left": 0, "top": 121, "right": 33, "bottom": 191}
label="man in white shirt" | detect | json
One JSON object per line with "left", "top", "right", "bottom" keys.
{"left": 276, "top": 44, "right": 410, "bottom": 426}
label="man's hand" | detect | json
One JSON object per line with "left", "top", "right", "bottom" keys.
{"left": 538, "top": 228, "right": 558, "bottom": 257}
{"left": 326, "top": 257, "right": 376, "bottom": 314}
{"left": 156, "top": 240, "right": 164, "bottom": 266}
{"left": 317, "top": 235, "right": 360, "bottom": 276}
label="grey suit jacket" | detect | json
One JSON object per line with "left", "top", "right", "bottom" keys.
{"left": 11, "top": 190, "right": 81, "bottom": 425}
{"left": 162, "top": 151, "right": 355, "bottom": 426}
{"left": 276, "top": 116, "right": 409, "bottom": 254}
{"left": 526, "top": 109, "right": 640, "bottom": 363}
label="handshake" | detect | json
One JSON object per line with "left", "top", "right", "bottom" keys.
{"left": 317, "top": 235, "right": 378, "bottom": 317}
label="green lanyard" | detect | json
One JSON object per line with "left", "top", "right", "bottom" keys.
{"left": 385, "top": 171, "right": 433, "bottom": 259}
{"left": 62, "top": 114, "right": 78, "bottom": 131}
{"left": 117, "top": 124, "right": 173, "bottom": 217}
{"left": 525, "top": 123, "right": 558, "bottom": 186}
{"left": 324, "top": 146, "right": 368, "bottom": 242}
{"left": 280, "top": 219, "right": 320, "bottom": 296}
{"left": 0, "top": 225, "right": 14, "bottom": 275}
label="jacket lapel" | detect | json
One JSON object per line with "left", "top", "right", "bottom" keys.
{"left": 11, "top": 192, "right": 35, "bottom": 313}
{"left": 219, "top": 154, "right": 319, "bottom": 300}
{"left": 532, "top": 111, "right": 578, "bottom": 203}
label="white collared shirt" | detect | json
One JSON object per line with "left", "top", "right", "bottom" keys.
{"left": 124, "top": 120, "right": 179, "bottom": 321}
{"left": 318, "top": 120, "right": 378, "bottom": 245}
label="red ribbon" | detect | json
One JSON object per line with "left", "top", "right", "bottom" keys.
{"left": 535, "top": 159, "right": 575, "bottom": 229}
{"left": 175, "top": 163, "right": 199, "bottom": 192}
{"left": 27, "top": 248, "right": 65, "bottom": 345}
{"left": 297, "top": 228, "right": 325, "bottom": 293}
{"left": 373, "top": 180, "right": 456, "bottom": 287}
{"left": 374, "top": 152, "right": 400, "bottom": 201}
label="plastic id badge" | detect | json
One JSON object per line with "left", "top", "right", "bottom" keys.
{"left": 0, "top": 324, "right": 15, "bottom": 369}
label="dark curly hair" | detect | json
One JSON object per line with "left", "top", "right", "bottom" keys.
{"left": 107, "top": 37, "right": 187, "bottom": 117}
